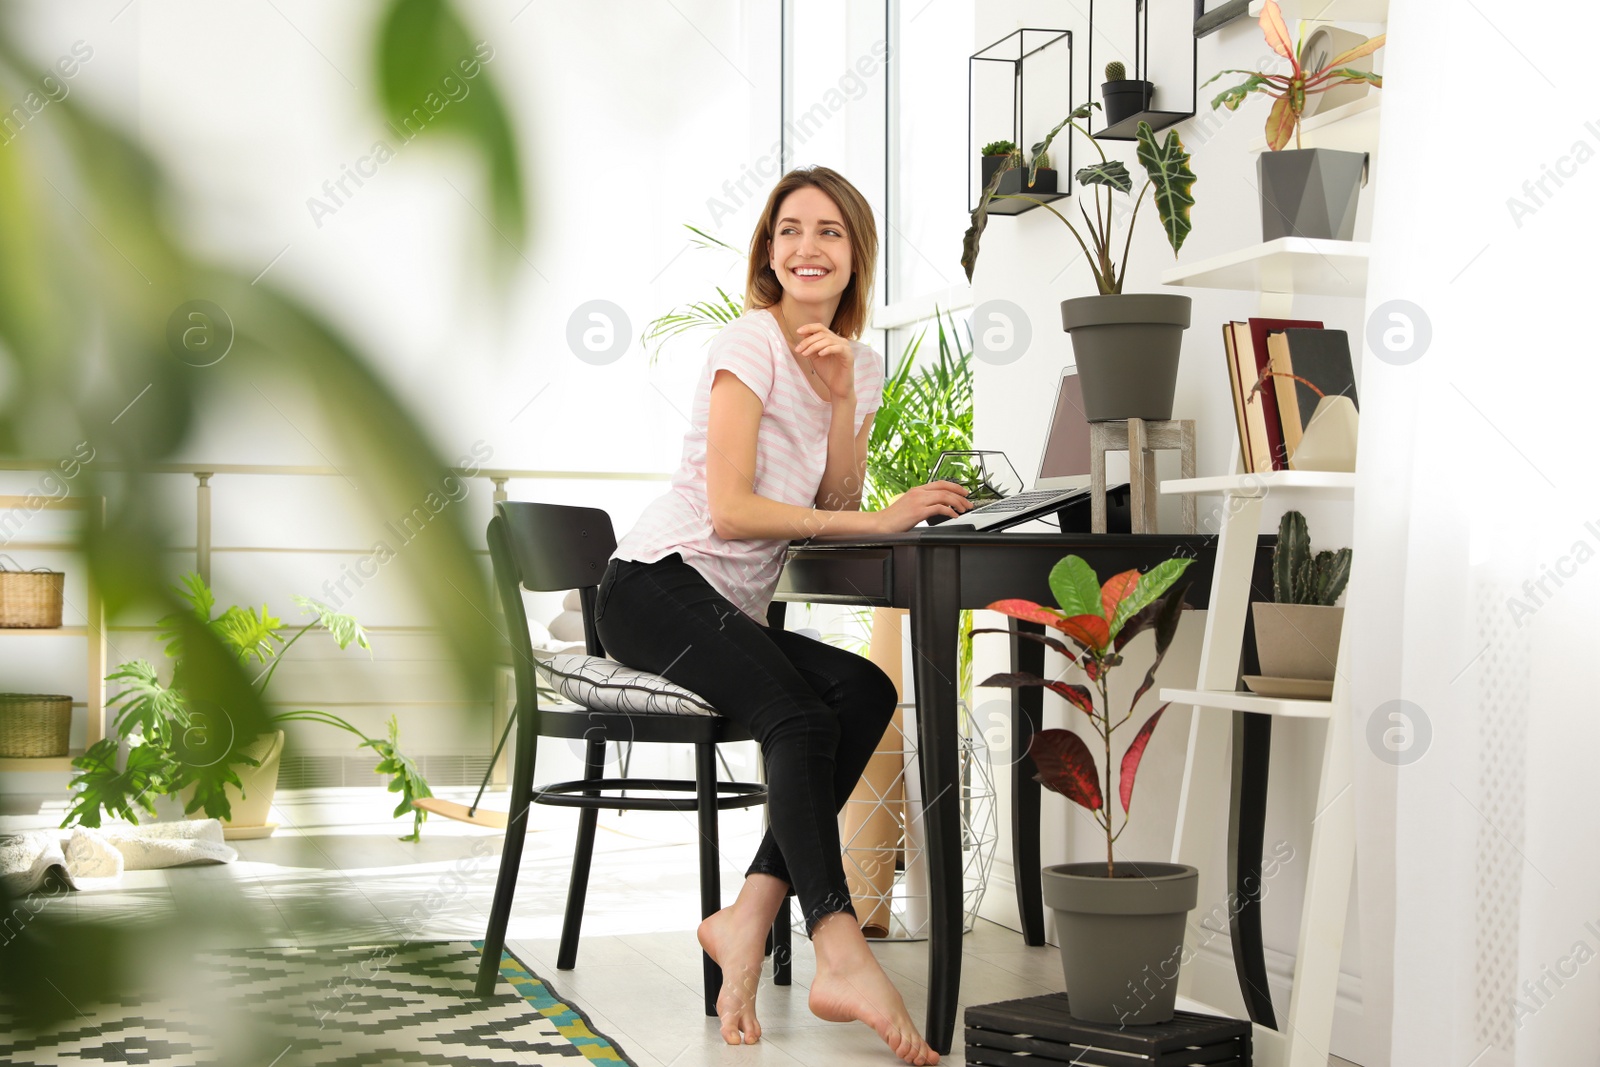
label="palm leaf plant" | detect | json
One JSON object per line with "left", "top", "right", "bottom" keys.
{"left": 962, "top": 105, "right": 1197, "bottom": 294}
{"left": 969, "top": 554, "right": 1194, "bottom": 876}
{"left": 64, "top": 572, "right": 434, "bottom": 841}
{"left": 1204, "top": 0, "right": 1385, "bottom": 151}
{"left": 644, "top": 224, "right": 749, "bottom": 363}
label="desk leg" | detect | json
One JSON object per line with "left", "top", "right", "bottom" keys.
{"left": 1009, "top": 619, "right": 1046, "bottom": 945}
{"left": 909, "top": 545, "right": 961, "bottom": 1056}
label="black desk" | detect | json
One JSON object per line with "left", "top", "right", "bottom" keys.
{"left": 773, "top": 528, "right": 1228, "bottom": 1054}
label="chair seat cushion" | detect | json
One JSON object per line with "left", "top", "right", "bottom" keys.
{"left": 537, "top": 653, "right": 717, "bottom": 716}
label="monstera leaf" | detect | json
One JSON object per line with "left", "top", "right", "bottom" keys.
{"left": 1135, "top": 121, "right": 1196, "bottom": 255}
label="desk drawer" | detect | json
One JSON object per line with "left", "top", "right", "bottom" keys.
{"left": 777, "top": 549, "right": 891, "bottom": 604}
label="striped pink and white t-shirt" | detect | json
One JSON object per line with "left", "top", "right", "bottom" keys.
{"left": 613, "top": 307, "right": 884, "bottom": 624}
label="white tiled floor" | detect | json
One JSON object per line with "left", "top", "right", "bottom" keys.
{"left": 2, "top": 786, "right": 1361, "bottom": 1066}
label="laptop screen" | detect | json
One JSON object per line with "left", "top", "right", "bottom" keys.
{"left": 1034, "top": 369, "right": 1091, "bottom": 490}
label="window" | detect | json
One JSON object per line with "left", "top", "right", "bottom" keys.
{"left": 780, "top": 0, "right": 975, "bottom": 368}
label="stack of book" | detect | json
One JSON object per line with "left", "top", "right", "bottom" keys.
{"left": 1222, "top": 318, "right": 1359, "bottom": 472}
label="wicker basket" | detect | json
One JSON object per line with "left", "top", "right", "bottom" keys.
{"left": 0, "top": 694, "right": 73, "bottom": 758}
{"left": 0, "top": 555, "right": 65, "bottom": 628}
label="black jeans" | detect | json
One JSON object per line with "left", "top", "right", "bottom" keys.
{"left": 593, "top": 553, "right": 897, "bottom": 935}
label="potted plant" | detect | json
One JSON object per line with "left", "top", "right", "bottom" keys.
{"left": 1204, "top": 0, "right": 1384, "bottom": 241}
{"left": 63, "top": 572, "right": 434, "bottom": 841}
{"left": 1249, "top": 511, "right": 1351, "bottom": 696}
{"left": 1101, "top": 60, "right": 1153, "bottom": 128}
{"left": 962, "top": 104, "right": 1198, "bottom": 422}
{"left": 980, "top": 139, "right": 1056, "bottom": 197}
{"left": 971, "top": 554, "right": 1199, "bottom": 1024}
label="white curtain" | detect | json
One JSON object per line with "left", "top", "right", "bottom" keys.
{"left": 1350, "top": 1, "right": 1600, "bottom": 1063}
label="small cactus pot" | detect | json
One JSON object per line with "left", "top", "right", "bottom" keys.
{"left": 1252, "top": 604, "right": 1343, "bottom": 681}
{"left": 1101, "top": 79, "right": 1153, "bottom": 127}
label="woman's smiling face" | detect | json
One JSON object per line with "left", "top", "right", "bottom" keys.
{"left": 767, "top": 186, "right": 853, "bottom": 304}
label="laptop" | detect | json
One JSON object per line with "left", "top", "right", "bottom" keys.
{"left": 925, "top": 366, "right": 1098, "bottom": 532}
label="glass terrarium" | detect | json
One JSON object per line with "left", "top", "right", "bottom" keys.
{"left": 930, "top": 450, "right": 1023, "bottom": 506}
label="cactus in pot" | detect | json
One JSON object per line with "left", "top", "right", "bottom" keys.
{"left": 1272, "top": 510, "right": 1352, "bottom": 606}
{"left": 1252, "top": 511, "right": 1352, "bottom": 688}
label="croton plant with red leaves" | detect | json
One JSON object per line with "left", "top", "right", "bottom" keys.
{"left": 971, "top": 554, "right": 1194, "bottom": 878}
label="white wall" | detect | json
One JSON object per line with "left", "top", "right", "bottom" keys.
{"left": 968, "top": 2, "right": 1384, "bottom": 1060}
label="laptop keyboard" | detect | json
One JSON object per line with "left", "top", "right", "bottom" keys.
{"left": 970, "top": 489, "right": 1068, "bottom": 514}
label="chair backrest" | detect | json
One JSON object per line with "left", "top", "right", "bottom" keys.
{"left": 486, "top": 502, "right": 615, "bottom": 694}
{"left": 494, "top": 501, "right": 618, "bottom": 592}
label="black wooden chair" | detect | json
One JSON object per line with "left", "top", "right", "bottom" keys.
{"left": 474, "top": 500, "right": 791, "bottom": 1014}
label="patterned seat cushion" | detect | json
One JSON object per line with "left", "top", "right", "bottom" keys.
{"left": 537, "top": 653, "right": 717, "bottom": 716}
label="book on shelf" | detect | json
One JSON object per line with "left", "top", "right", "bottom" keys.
{"left": 1265, "top": 328, "right": 1360, "bottom": 467}
{"left": 1223, "top": 322, "right": 1273, "bottom": 474}
{"left": 1246, "top": 317, "right": 1323, "bottom": 470}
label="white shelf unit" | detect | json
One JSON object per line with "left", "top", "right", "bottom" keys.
{"left": 1159, "top": 687, "right": 1334, "bottom": 720}
{"left": 1163, "top": 470, "right": 1356, "bottom": 498}
{"left": 1161, "top": 238, "right": 1370, "bottom": 299}
{"left": 1248, "top": 94, "right": 1382, "bottom": 154}
{"left": 1161, "top": 476, "right": 1357, "bottom": 1067}
{"left": 1156, "top": 84, "right": 1378, "bottom": 1047}
{"left": 1249, "top": 0, "right": 1388, "bottom": 21}
{"left": 0, "top": 496, "right": 107, "bottom": 774}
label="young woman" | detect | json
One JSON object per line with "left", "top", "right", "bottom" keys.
{"left": 594, "top": 166, "right": 972, "bottom": 1065}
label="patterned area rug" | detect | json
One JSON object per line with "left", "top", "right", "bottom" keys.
{"left": 0, "top": 941, "right": 636, "bottom": 1066}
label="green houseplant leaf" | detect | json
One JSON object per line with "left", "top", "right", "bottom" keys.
{"left": 210, "top": 604, "right": 284, "bottom": 664}
{"left": 1075, "top": 161, "right": 1133, "bottom": 195}
{"left": 1049, "top": 556, "right": 1106, "bottom": 618}
{"left": 962, "top": 156, "right": 1013, "bottom": 283}
{"left": 1134, "top": 122, "right": 1196, "bottom": 256}
{"left": 293, "top": 595, "right": 372, "bottom": 653}
{"left": 376, "top": 0, "right": 525, "bottom": 252}
{"left": 63, "top": 738, "right": 176, "bottom": 828}
{"left": 1026, "top": 100, "right": 1098, "bottom": 189}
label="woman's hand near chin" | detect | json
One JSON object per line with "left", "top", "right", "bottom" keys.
{"left": 872, "top": 481, "right": 974, "bottom": 532}
{"left": 794, "top": 322, "right": 856, "bottom": 400}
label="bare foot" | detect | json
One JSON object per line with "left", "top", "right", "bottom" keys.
{"left": 697, "top": 902, "right": 777, "bottom": 1045}
{"left": 809, "top": 913, "right": 940, "bottom": 1065}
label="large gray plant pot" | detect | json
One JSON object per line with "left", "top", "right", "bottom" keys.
{"left": 1042, "top": 861, "right": 1199, "bottom": 1025}
{"left": 1258, "top": 148, "right": 1369, "bottom": 241}
{"left": 1060, "top": 294, "right": 1192, "bottom": 422}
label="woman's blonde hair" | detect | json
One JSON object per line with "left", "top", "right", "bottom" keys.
{"left": 743, "top": 166, "right": 878, "bottom": 341}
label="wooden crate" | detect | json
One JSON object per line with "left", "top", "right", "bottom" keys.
{"left": 965, "top": 993, "right": 1251, "bottom": 1066}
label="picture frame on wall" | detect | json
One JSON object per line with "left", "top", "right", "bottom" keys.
{"left": 1194, "top": 0, "right": 1250, "bottom": 37}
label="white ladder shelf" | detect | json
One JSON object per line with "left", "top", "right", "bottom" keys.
{"left": 1160, "top": 470, "right": 1357, "bottom": 1067}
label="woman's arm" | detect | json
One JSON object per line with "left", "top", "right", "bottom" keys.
{"left": 705, "top": 371, "right": 971, "bottom": 540}
{"left": 815, "top": 397, "right": 872, "bottom": 512}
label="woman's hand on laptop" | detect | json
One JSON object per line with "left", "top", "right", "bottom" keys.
{"left": 873, "top": 480, "right": 973, "bottom": 532}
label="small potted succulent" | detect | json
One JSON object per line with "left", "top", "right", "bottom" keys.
{"left": 971, "top": 554, "right": 1199, "bottom": 1024}
{"left": 1101, "top": 60, "right": 1153, "bottom": 128}
{"left": 1204, "top": 0, "right": 1384, "bottom": 241}
{"left": 1250, "top": 511, "right": 1351, "bottom": 695}
{"left": 980, "top": 139, "right": 1056, "bottom": 196}
{"left": 962, "top": 104, "right": 1197, "bottom": 422}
